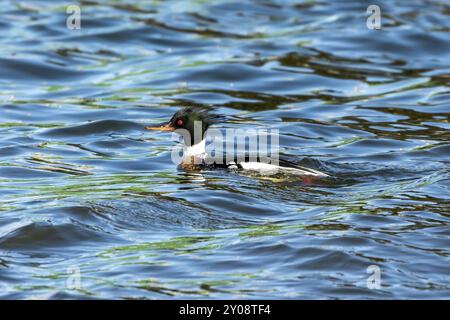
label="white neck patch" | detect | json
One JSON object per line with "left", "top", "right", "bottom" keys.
{"left": 184, "top": 139, "right": 206, "bottom": 157}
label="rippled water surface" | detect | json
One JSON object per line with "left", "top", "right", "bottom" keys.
{"left": 1, "top": 0, "right": 450, "bottom": 299}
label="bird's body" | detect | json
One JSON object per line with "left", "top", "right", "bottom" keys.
{"left": 146, "top": 108, "right": 329, "bottom": 178}
{"left": 180, "top": 150, "right": 328, "bottom": 177}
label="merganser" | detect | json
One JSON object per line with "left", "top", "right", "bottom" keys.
{"left": 145, "top": 108, "right": 329, "bottom": 178}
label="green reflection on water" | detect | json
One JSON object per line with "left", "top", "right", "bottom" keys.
{"left": 101, "top": 235, "right": 217, "bottom": 256}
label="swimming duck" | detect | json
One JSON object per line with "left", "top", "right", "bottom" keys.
{"left": 145, "top": 107, "right": 328, "bottom": 177}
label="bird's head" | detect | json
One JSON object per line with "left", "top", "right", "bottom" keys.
{"left": 145, "top": 107, "right": 223, "bottom": 146}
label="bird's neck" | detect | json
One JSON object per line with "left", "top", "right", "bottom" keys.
{"left": 183, "top": 139, "right": 207, "bottom": 162}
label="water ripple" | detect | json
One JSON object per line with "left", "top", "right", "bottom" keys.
{"left": 1, "top": 0, "right": 449, "bottom": 299}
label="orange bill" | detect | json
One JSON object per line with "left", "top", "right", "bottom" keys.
{"left": 145, "top": 122, "right": 175, "bottom": 132}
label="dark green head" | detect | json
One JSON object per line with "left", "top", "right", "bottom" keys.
{"left": 145, "top": 107, "right": 223, "bottom": 145}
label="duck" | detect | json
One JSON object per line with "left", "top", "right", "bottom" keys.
{"left": 145, "top": 107, "right": 329, "bottom": 178}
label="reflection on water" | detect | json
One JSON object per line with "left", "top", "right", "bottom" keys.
{"left": 0, "top": 0, "right": 449, "bottom": 299}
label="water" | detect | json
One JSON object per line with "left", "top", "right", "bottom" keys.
{"left": 0, "top": 0, "right": 449, "bottom": 299}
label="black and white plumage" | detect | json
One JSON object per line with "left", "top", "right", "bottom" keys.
{"left": 145, "top": 107, "right": 329, "bottom": 178}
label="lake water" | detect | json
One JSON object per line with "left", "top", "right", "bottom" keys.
{"left": 0, "top": 0, "right": 449, "bottom": 299}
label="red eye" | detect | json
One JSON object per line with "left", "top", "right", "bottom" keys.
{"left": 177, "top": 119, "right": 183, "bottom": 126}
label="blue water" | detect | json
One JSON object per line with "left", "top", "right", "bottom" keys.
{"left": 0, "top": 0, "right": 449, "bottom": 299}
